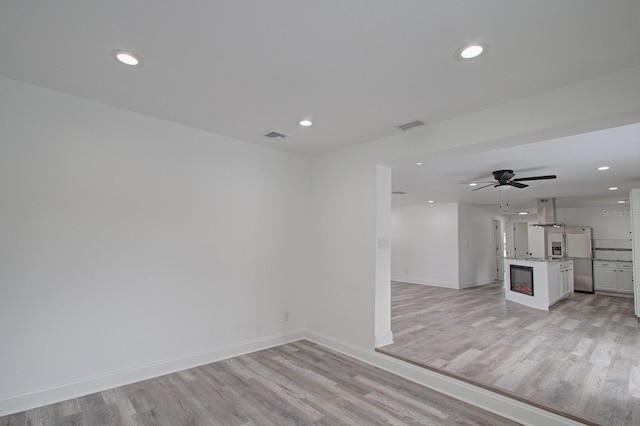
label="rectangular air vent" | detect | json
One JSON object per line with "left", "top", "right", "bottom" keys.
{"left": 396, "top": 120, "right": 425, "bottom": 131}
{"left": 263, "top": 130, "right": 288, "bottom": 139}
{"left": 392, "top": 191, "right": 406, "bottom": 195}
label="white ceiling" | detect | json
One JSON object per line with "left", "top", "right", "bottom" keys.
{"left": 2, "top": 1, "right": 640, "bottom": 156}
{"left": 390, "top": 123, "right": 640, "bottom": 214}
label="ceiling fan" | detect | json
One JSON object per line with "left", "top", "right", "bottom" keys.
{"left": 472, "top": 169, "right": 557, "bottom": 191}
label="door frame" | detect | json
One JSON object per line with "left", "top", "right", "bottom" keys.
{"left": 492, "top": 219, "right": 504, "bottom": 281}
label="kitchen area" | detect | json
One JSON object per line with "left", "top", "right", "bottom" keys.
{"left": 505, "top": 197, "right": 635, "bottom": 310}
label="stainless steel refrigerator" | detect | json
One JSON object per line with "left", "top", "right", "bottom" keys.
{"left": 563, "top": 226, "right": 594, "bottom": 293}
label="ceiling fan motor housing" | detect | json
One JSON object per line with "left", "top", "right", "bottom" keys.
{"left": 493, "top": 169, "right": 515, "bottom": 183}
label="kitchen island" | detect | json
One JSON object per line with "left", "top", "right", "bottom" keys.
{"left": 504, "top": 258, "right": 574, "bottom": 310}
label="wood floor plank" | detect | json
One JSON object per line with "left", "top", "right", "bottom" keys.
{"left": 379, "top": 281, "right": 640, "bottom": 426}
{"left": 354, "top": 375, "right": 449, "bottom": 421}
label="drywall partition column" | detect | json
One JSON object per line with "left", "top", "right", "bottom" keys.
{"left": 375, "top": 165, "right": 393, "bottom": 347}
{"left": 307, "top": 152, "right": 378, "bottom": 349}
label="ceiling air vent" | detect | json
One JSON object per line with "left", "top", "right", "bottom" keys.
{"left": 396, "top": 120, "right": 425, "bottom": 131}
{"left": 263, "top": 130, "right": 288, "bottom": 139}
{"left": 392, "top": 191, "right": 406, "bottom": 195}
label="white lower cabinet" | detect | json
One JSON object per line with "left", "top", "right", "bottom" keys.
{"left": 552, "top": 261, "right": 573, "bottom": 305}
{"left": 594, "top": 261, "right": 633, "bottom": 294}
{"left": 559, "top": 262, "right": 574, "bottom": 297}
{"left": 618, "top": 264, "right": 634, "bottom": 293}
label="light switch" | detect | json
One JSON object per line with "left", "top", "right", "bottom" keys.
{"left": 377, "top": 237, "right": 390, "bottom": 249}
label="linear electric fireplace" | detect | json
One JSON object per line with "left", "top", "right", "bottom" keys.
{"left": 510, "top": 264, "right": 534, "bottom": 296}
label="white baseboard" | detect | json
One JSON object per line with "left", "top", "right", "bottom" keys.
{"left": 459, "top": 279, "right": 496, "bottom": 289}
{"left": 0, "top": 330, "right": 305, "bottom": 417}
{"left": 392, "top": 277, "right": 499, "bottom": 290}
{"left": 304, "top": 330, "right": 585, "bottom": 426}
{"left": 374, "top": 331, "right": 394, "bottom": 348}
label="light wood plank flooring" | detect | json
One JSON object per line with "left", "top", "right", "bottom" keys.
{"left": 0, "top": 340, "right": 517, "bottom": 426}
{"left": 378, "top": 281, "right": 640, "bottom": 426}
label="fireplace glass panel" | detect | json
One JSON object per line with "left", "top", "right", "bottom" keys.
{"left": 510, "top": 265, "right": 534, "bottom": 296}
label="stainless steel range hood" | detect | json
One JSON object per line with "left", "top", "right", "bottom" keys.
{"left": 532, "top": 198, "right": 564, "bottom": 227}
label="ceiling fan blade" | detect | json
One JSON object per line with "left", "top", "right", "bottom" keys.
{"left": 509, "top": 181, "right": 528, "bottom": 189}
{"left": 458, "top": 181, "right": 495, "bottom": 184}
{"left": 471, "top": 183, "right": 496, "bottom": 191}
{"left": 511, "top": 175, "right": 557, "bottom": 182}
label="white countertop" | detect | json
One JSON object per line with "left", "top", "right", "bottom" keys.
{"left": 503, "top": 257, "right": 571, "bottom": 263}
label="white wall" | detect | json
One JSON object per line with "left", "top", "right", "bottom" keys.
{"left": 390, "top": 203, "right": 499, "bottom": 289}
{"left": 0, "top": 76, "right": 310, "bottom": 412}
{"left": 391, "top": 204, "right": 459, "bottom": 287}
{"left": 556, "top": 205, "right": 632, "bottom": 240}
{"left": 458, "top": 204, "right": 497, "bottom": 287}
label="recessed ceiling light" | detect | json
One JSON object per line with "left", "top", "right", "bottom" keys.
{"left": 517, "top": 211, "right": 529, "bottom": 215}
{"left": 427, "top": 200, "right": 434, "bottom": 204}
{"left": 299, "top": 119, "right": 313, "bottom": 127}
{"left": 609, "top": 187, "right": 618, "bottom": 190}
{"left": 469, "top": 183, "right": 478, "bottom": 187}
{"left": 111, "top": 50, "right": 142, "bottom": 66}
{"left": 618, "top": 200, "right": 626, "bottom": 204}
{"left": 416, "top": 162, "right": 423, "bottom": 166}
{"left": 456, "top": 43, "right": 487, "bottom": 60}
{"left": 597, "top": 166, "right": 610, "bottom": 171}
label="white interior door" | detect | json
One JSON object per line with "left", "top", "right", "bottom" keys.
{"left": 528, "top": 225, "right": 545, "bottom": 258}
{"left": 513, "top": 222, "right": 529, "bottom": 259}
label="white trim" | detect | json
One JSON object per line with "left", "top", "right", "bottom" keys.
{"left": 391, "top": 277, "right": 496, "bottom": 290}
{"left": 374, "top": 331, "right": 394, "bottom": 348}
{"left": 0, "top": 330, "right": 305, "bottom": 416}
{"left": 630, "top": 189, "right": 640, "bottom": 317}
{"left": 459, "top": 279, "right": 496, "bottom": 289}
{"left": 391, "top": 276, "right": 458, "bottom": 288}
{"left": 305, "top": 330, "right": 585, "bottom": 426}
